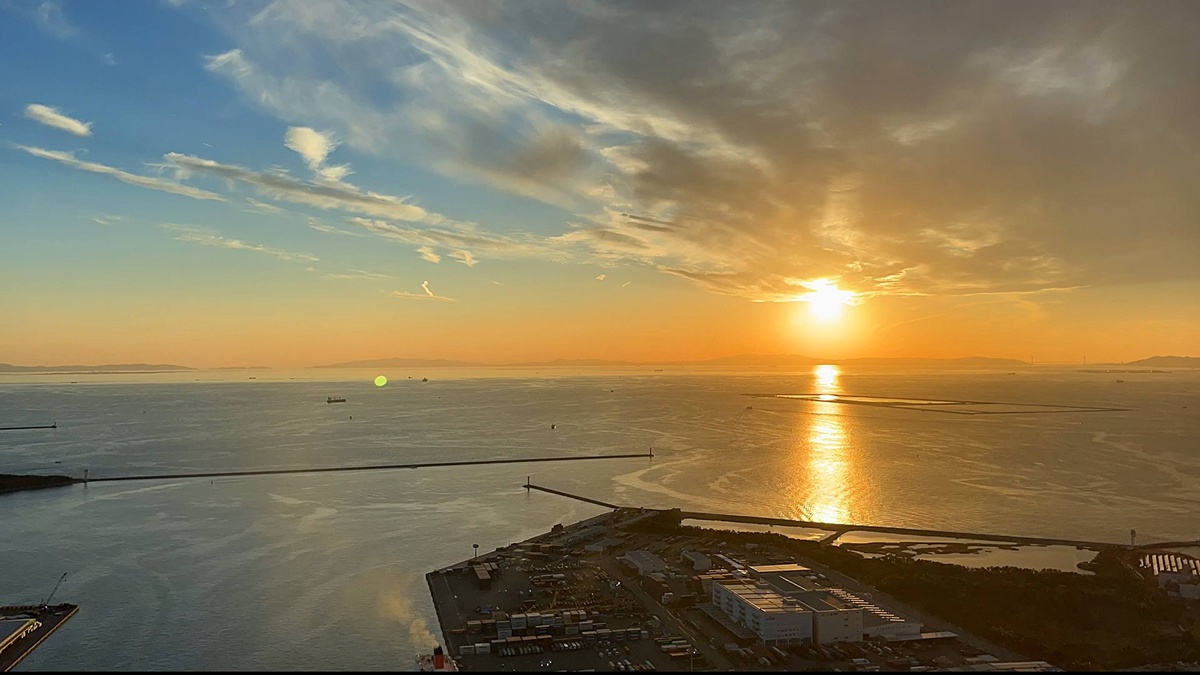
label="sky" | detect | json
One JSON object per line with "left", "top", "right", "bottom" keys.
{"left": 2, "top": 0, "right": 1197, "bottom": 368}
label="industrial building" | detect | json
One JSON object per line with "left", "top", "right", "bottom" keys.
{"left": 712, "top": 580, "right": 815, "bottom": 646}
{"left": 622, "top": 550, "right": 666, "bottom": 577}
{"left": 710, "top": 563, "right": 923, "bottom": 645}
{"left": 1142, "top": 552, "right": 1200, "bottom": 599}
{"left": 682, "top": 550, "right": 712, "bottom": 571}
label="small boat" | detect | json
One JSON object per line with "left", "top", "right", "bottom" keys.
{"left": 1115, "top": 379, "right": 1125, "bottom": 383}
{"left": 422, "top": 377, "right": 428, "bottom": 382}
{"left": 416, "top": 646, "right": 458, "bottom": 672}
{"left": 326, "top": 396, "right": 346, "bottom": 404}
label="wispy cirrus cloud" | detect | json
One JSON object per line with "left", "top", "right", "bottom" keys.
{"left": 324, "top": 269, "right": 396, "bottom": 281}
{"left": 245, "top": 197, "right": 286, "bottom": 214}
{"left": 161, "top": 224, "right": 317, "bottom": 262}
{"left": 18, "top": 146, "right": 225, "bottom": 201}
{"left": 449, "top": 250, "right": 477, "bottom": 267}
{"left": 307, "top": 219, "right": 362, "bottom": 237}
{"left": 24, "top": 104, "right": 92, "bottom": 137}
{"left": 91, "top": 215, "right": 122, "bottom": 225}
{"left": 33, "top": 0, "right": 76, "bottom": 39}
{"left": 417, "top": 246, "right": 441, "bottom": 263}
{"left": 392, "top": 280, "right": 455, "bottom": 301}
{"left": 162, "top": 152, "right": 429, "bottom": 222}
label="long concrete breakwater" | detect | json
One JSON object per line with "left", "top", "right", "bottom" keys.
{"left": 525, "top": 483, "right": 1200, "bottom": 551}
{"left": 82, "top": 452, "right": 654, "bottom": 484}
{"left": 0, "top": 424, "right": 57, "bottom": 431}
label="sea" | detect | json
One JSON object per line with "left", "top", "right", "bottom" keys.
{"left": 1, "top": 365, "right": 1197, "bottom": 670}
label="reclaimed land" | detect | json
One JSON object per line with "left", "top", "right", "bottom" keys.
{"left": 0, "top": 474, "right": 80, "bottom": 495}
{"left": 627, "top": 511, "right": 1200, "bottom": 671}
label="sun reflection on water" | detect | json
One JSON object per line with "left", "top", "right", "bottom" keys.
{"left": 793, "top": 364, "right": 851, "bottom": 523}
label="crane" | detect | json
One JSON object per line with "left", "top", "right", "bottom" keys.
{"left": 40, "top": 572, "right": 67, "bottom": 607}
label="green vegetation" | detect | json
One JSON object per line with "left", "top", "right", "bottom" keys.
{"left": 0, "top": 474, "right": 80, "bottom": 494}
{"left": 624, "top": 512, "right": 1200, "bottom": 671}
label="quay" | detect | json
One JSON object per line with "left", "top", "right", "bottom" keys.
{"left": 0, "top": 604, "right": 78, "bottom": 672}
{"left": 84, "top": 452, "right": 653, "bottom": 484}
{"left": 524, "top": 483, "right": 1200, "bottom": 551}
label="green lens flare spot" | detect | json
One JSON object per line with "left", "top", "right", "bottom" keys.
{"left": 374, "top": 375, "right": 388, "bottom": 387}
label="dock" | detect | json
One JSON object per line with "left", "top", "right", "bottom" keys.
{"left": 0, "top": 604, "right": 78, "bottom": 672}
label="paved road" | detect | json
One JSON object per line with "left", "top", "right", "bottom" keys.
{"left": 600, "top": 559, "right": 734, "bottom": 671}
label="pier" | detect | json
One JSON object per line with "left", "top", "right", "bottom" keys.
{"left": 523, "top": 483, "right": 1200, "bottom": 551}
{"left": 0, "top": 424, "right": 56, "bottom": 432}
{"left": 84, "top": 452, "right": 654, "bottom": 484}
{"left": 523, "top": 480, "right": 621, "bottom": 509}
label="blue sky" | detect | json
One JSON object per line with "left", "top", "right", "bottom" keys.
{"left": 2, "top": 1, "right": 1198, "bottom": 366}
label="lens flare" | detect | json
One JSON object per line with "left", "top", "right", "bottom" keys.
{"left": 374, "top": 375, "right": 388, "bottom": 387}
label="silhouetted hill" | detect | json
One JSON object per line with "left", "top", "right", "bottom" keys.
{"left": 314, "top": 358, "right": 484, "bottom": 368}
{"left": 509, "top": 358, "right": 641, "bottom": 367}
{"left": 0, "top": 363, "right": 194, "bottom": 373}
{"left": 1121, "top": 356, "right": 1200, "bottom": 368}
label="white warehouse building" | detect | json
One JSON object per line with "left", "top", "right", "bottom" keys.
{"left": 712, "top": 580, "right": 814, "bottom": 646}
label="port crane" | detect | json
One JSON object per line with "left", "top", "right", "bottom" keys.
{"left": 40, "top": 573, "right": 67, "bottom": 607}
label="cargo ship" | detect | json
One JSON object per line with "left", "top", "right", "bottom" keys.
{"left": 326, "top": 396, "right": 346, "bottom": 404}
{"left": 416, "top": 646, "right": 457, "bottom": 672}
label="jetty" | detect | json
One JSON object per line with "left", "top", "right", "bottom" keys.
{"left": 81, "top": 452, "right": 654, "bottom": 484}
{"left": 523, "top": 483, "right": 1200, "bottom": 552}
{"left": 0, "top": 424, "right": 56, "bottom": 432}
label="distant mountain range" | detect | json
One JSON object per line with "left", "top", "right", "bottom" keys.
{"left": 310, "top": 354, "right": 1029, "bottom": 368}
{"left": 314, "top": 357, "right": 484, "bottom": 369}
{"left": 1118, "top": 356, "right": 1200, "bottom": 368}
{"left": 6, "top": 355, "right": 1195, "bottom": 373}
{"left": 0, "top": 363, "right": 194, "bottom": 373}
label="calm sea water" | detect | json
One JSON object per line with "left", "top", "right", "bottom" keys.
{"left": 2, "top": 366, "right": 1197, "bottom": 670}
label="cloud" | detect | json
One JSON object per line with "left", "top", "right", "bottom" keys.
{"left": 621, "top": 281, "right": 632, "bottom": 287}
{"left": 162, "top": 152, "right": 428, "bottom": 221}
{"left": 595, "top": 274, "right": 606, "bottom": 281}
{"left": 449, "top": 250, "right": 477, "bottom": 267}
{"left": 91, "top": 215, "right": 122, "bottom": 225}
{"left": 245, "top": 197, "right": 285, "bottom": 214}
{"left": 101, "top": 52, "right": 117, "bottom": 66}
{"left": 308, "top": 220, "right": 363, "bottom": 237}
{"left": 160, "top": 224, "right": 318, "bottom": 262}
{"left": 284, "top": 126, "right": 352, "bottom": 182}
{"left": 24, "top": 104, "right": 92, "bottom": 137}
{"left": 417, "top": 246, "right": 441, "bottom": 263}
{"left": 18, "top": 146, "right": 225, "bottom": 201}
{"left": 324, "top": 269, "right": 396, "bottom": 281}
{"left": 33, "top": 0, "right": 76, "bottom": 39}
{"left": 201, "top": 1, "right": 1200, "bottom": 304}
{"left": 392, "top": 280, "right": 455, "bottom": 301}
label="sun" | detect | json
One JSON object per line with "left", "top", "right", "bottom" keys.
{"left": 799, "top": 279, "right": 856, "bottom": 320}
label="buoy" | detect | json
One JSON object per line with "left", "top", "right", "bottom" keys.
{"left": 551, "top": 424, "right": 556, "bottom": 429}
